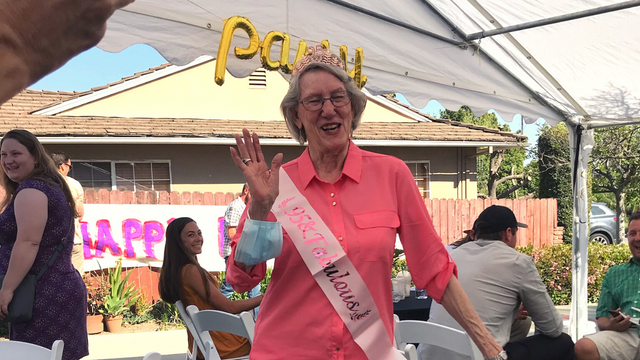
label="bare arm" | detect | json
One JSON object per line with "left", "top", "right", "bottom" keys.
{"left": 440, "top": 276, "right": 503, "bottom": 359}
{"left": 76, "top": 200, "right": 84, "bottom": 221}
{"left": 0, "top": 189, "right": 48, "bottom": 319}
{"left": 0, "top": 0, "right": 134, "bottom": 104}
{"left": 227, "top": 226, "right": 237, "bottom": 241}
{"left": 596, "top": 309, "right": 631, "bottom": 332}
{"left": 183, "top": 264, "right": 262, "bottom": 314}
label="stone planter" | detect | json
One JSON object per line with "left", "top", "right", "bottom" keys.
{"left": 87, "top": 314, "right": 104, "bottom": 334}
{"left": 103, "top": 314, "right": 123, "bottom": 333}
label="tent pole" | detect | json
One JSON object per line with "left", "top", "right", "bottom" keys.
{"left": 324, "top": 0, "right": 465, "bottom": 46}
{"left": 568, "top": 120, "right": 593, "bottom": 341}
{"left": 466, "top": 0, "right": 640, "bottom": 40}
{"left": 419, "top": 0, "right": 566, "bottom": 120}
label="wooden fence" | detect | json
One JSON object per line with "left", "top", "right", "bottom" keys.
{"left": 426, "top": 198, "right": 562, "bottom": 247}
{"left": 83, "top": 192, "right": 561, "bottom": 302}
{"left": 85, "top": 190, "right": 562, "bottom": 248}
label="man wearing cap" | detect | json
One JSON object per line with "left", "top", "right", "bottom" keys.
{"left": 420, "top": 205, "right": 574, "bottom": 360}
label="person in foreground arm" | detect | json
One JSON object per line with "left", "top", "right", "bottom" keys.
{"left": 574, "top": 211, "right": 640, "bottom": 360}
{"left": 158, "top": 217, "right": 261, "bottom": 360}
{"left": 0, "top": 0, "right": 134, "bottom": 104}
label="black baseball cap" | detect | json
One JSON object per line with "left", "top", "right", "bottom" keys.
{"left": 475, "top": 205, "right": 528, "bottom": 235}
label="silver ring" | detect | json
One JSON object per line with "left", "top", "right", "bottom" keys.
{"left": 242, "top": 158, "right": 252, "bottom": 165}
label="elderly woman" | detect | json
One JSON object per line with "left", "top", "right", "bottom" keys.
{"left": 0, "top": 129, "right": 88, "bottom": 360}
{"left": 226, "top": 49, "right": 506, "bottom": 360}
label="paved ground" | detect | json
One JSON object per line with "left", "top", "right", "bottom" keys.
{"left": 82, "top": 304, "right": 600, "bottom": 360}
{"left": 82, "top": 330, "right": 187, "bottom": 360}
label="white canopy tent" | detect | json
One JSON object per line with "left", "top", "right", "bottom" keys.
{"left": 99, "top": 0, "right": 640, "bottom": 340}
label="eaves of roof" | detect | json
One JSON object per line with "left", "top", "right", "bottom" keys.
{"left": 0, "top": 76, "right": 527, "bottom": 147}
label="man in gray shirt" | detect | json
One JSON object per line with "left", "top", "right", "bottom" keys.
{"left": 419, "top": 205, "right": 574, "bottom": 360}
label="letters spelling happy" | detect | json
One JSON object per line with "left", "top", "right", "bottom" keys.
{"left": 214, "top": 15, "right": 367, "bottom": 89}
{"left": 279, "top": 197, "right": 370, "bottom": 322}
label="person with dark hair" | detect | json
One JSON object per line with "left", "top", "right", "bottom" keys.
{"left": 225, "top": 48, "right": 505, "bottom": 360}
{"left": 574, "top": 210, "right": 640, "bottom": 360}
{"left": 447, "top": 219, "right": 479, "bottom": 252}
{"left": 421, "top": 205, "right": 573, "bottom": 360}
{"left": 0, "top": 129, "right": 88, "bottom": 360}
{"left": 158, "top": 217, "right": 261, "bottom": 360}
{"left": 50, "top": 151, "right": 85, "bottom": 274}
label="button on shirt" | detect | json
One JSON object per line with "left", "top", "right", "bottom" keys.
{"left": 596, "top": 257, "right": 640, "bottom": 336}
{"left": 227, "top": 142, "right": 456, "bottom": 360}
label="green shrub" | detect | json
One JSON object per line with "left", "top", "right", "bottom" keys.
{"left": 221, "top": 268, "right": 273, "bottom": 301}
{"left": 516, "top": 243, "right": 631, "bottom": 305}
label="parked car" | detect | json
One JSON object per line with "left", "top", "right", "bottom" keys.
{"left": 590, "top": 202, "right": 619, "bottom": 244}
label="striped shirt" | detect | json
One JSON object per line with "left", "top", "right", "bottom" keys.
{"left": 223, "top": 197, "right": 246, "bottom": 257}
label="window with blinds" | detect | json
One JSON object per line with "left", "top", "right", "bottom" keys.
{"left": 405, "top": 161, "right": 431, "bottom": 199}
{"left": 69, "top": 161, "right": 171, "bottom": 192}
{"left": 69, "top": 161, "right": 112, "bottom": 191}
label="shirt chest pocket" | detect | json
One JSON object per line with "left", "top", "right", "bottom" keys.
{"left": 354, "top": 210, "right": 400, "bottom": 262}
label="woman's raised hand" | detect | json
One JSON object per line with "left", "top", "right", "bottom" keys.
{"left": 230, "top": 129, "right": 283, "bottom": 220}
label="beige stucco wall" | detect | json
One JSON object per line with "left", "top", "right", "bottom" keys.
{"left": 59, "top": 60, "right": 411, "bottom": 123}
{"left": 44, "top": 143, "right": 477, "bottom": 199}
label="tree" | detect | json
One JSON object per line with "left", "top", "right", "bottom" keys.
{"left": 591, "top": 125, "right": 640, "bottom": 239}
{"left": 440, "top": 106, "right": 529, "bottom": 198}
{"left": 538, "top": 123, "right": 572, "bottom": 243}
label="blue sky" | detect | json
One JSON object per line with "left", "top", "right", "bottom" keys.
{"left": 31, "top": 45, "right": 544, "bottom": 151}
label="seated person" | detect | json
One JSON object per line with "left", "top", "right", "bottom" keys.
{"left": 574, "top": 211, "right": 640, "bottom": 360}
{"left": 159, "top": 217, "right": 262, "bottom": 359}
{"left": 420, "top": 205, "right": 574, "bottom": 360}
{"left": 447, "top": 219, "right": 532, "bottom": 342}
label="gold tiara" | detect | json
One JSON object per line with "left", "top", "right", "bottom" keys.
{"left": 292, "top": 47, "right": 345, "bottom": 75}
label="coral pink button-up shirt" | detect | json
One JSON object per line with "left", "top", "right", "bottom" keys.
{"left": 227, "top": 142, "right": 456, "bottom": 360}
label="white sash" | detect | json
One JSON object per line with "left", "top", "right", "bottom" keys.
{"left": 271, "top": 167, "right": 404, "bottom": 360}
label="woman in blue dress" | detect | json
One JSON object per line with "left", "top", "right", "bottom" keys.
{"left": 0, "top": 129, "right": 88, "bottom": 360}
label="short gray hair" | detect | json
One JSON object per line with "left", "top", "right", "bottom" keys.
{"left": 280, "top": 62, "right": 367, "bottom": 145}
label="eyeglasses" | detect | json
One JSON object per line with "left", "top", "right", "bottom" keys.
{"left": 65, "top": 163, "right": 73, "bottom": 169}
{"left": 299, "top": 92, "right": 351, "bottom": 111}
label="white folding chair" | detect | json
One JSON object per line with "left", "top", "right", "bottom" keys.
{"left": 0, "top": 339, "right": 64, "bottom": 360}
{"left": 186, "top": 305, "right": 255, "bottom": 360}
{"left": 394, "top": 320, "right": 483, "bottom": 360}
{"left": 142, "top": 352, "right": 162, "bottom": 360}
{"left": 393, "top": 315, "right": 418, "bottom": 360}
{"left": 176, "top": 300, "right": 202, "bottom": 360}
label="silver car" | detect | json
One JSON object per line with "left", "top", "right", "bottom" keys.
{"left": 590, "top": 202, "right": 619, "bottom": 244}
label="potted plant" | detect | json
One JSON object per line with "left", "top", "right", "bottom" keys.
{"left": 85, "top": 271, "right": 108, "bottom": 334}
{"left": 100, "top": 261, "right": 140, "bottom": 333}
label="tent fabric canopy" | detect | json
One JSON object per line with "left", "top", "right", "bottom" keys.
{"left": 99, "top": 0, "right": 640, "bottom": 127}
{"left": 98, "top": 0, "right": 640, "bottom": 341}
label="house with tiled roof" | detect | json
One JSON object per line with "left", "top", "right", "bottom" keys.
{"left": 0, "top": 57, "right": 526, "bottom": 199}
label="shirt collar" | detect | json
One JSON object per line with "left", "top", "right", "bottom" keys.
{"left": 630, "top": 257, "right": 640, "bottom": 266}
{"left": 298, "top": 140, "right": 362, "bottom": 189}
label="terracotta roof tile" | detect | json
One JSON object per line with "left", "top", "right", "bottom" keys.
{"left": 0, "top": 64, "right": 526, "bottom": 145}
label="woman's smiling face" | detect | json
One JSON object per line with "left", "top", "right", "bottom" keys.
{"left": 1, "top": 138, "right": 36, "bottom": 183}
{"left": 295, "top": 69, "right": 353, "bottom": 154}
{"left": 181, "top": 221, "right": 204, "bottom": 256}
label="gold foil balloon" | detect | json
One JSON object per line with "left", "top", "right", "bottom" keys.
{"left": 340, "top": 46, "right": 367, "bottom": 89}
{"left": 260, "top": 31, "right": 285, "bottom": 70}
{"left": 215, "top": 16, "right": 260, "bottom": 86}
{"left": 281, "top": 39, "right": 308, "bottom": 74}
